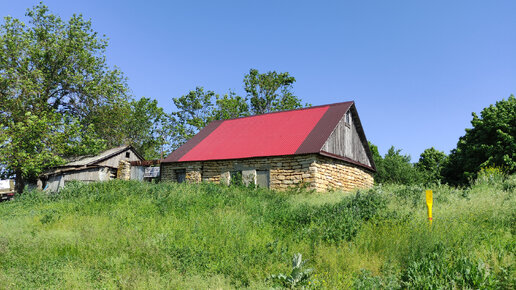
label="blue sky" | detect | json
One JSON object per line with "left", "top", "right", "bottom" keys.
{"left": 2, "top": 1, "right": 515, "bottom": 160}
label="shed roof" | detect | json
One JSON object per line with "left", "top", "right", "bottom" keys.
{"left": 163, "top": 101, "right": 375, "bottom": 171}
{"left": 59, "top": 145, "right": 143, "bottom": 168}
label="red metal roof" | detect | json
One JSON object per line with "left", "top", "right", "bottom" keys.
{"left": 163, "top": 101, "right": 373, "bottom": 170}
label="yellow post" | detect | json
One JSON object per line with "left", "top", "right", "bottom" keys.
{"left": 426, "top": 190, "right": 433, "bottom": 225}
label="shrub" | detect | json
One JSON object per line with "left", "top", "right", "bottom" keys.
{"left": 475, "top": 166, "right": 506, "bottom": 186}
{"left": 401, "top": 243, "right": 500, "bottom": 289}
{"left": 268, "top": 253, "right": 315, "bottom": 288}
{"left": 275, "top": 188, "right": 387, "bottom": 243}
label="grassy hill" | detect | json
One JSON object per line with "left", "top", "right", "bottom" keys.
{"left": 0, "top": 173, "right": 514, "bottom": 289}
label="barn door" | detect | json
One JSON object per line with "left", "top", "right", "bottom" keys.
{"left": 256, "top": 170, "right": 269, "bottom": 188}
{"left": 175, "top": 169, "right": 186, "bottom": 183}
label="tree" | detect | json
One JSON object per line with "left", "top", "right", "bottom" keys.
{"left": 0, "top": 4, "right": 129, "bottom": 191}
{"left": 169, "top": 87, "right": 217, "bottom": 149}
{"left": 369, "top": 143, "right": 423, "bottom": 185}
{"left": 243, "top": 69, "right": 304, "bottom": 115}
{"left": 213, "top": 91, "right": 249, "bottom": 120}
{"left": 416, "top": 147, "right": 447, "bottom": 183}
{"left": 123, "top": 98, "right": 171, "bottom": 159}
{"left": 0, "top": 111, "right": 104, "bottom": 192}
{"left": 442, "top": 95, "right": 516, "bottom": 185}
{"left": 169, "top": 69, "right": 309, "bottom": 148}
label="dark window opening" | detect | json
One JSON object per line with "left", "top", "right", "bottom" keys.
{"left": 256, "top": 170, "right": 270, "bottom": 188}
{"left": 125, "top": 152, "right": 130, "bottom": 158}
{"left": 230, "top": 171, "right": 243, "bottom": 186}
{"left": 345, "top": 111, "right": 351, "bottom": 124}
{"left": 176, "top": 169, "right": 186, "bottom": 183}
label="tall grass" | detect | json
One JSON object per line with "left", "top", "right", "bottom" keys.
{"left": 0, "top": 175, "right": 514, "bottom": 289}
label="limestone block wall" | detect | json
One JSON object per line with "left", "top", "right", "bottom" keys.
{"left": 311, "top": 155, "right": 374, "bottom": 192}
{"left": 117, "top": 160, "right": 131, "bottom": 180}
{"left": 161, "top": 161, "right": 202, "bottom": 182}
{"left": 161, "top": 154, "right": 374, "bottom": 192}
{"left": 200, "top": 155, "right": 316, "bottom": 190}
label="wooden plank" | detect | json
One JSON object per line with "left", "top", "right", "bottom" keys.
{"left": 321, "top": 112, "right": 371, "bottom": 166}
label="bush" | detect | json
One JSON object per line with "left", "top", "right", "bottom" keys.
{"left": 0, "top": 177, "right": 514, "bottom": 288}
{"left": 274, "top": 188, "right": 387, "bottom": 243}
{"left": 401, "top": 243, "right": 500, "bottom": 289}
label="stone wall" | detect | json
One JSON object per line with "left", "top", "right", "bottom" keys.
{"left": 311, "top": 155, "right": 374, "bottom": 192}
{"left": 161, "top": 154, "right": 374, "bottom": 192}
{"left": 117, "top": 160, "right": 131, "bottom": 180}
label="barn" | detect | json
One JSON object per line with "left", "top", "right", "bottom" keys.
{"left": 42, "top": 145, "right": 144, "bottom": 191}
{"left": 161, "top": 101, "right": 376, "bottom": 192}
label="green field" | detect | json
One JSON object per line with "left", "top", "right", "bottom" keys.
{"left": 0, "top": 174, "right": 514, "bottom": 289}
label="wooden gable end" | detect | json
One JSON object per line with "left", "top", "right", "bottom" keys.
{"left": 321, "top": 106, "right": 373, "bottom": 168}
{"left": 94, "top": 148, "right": 144, "bottom": 168}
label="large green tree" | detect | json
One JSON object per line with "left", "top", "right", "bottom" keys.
{"left": 169, "top": 87, "right": 217, "bottom": 149}
{"left": 169, "top": 69, "right": 308, "bottom": 148}
{"left": 443, "top": 95, "right": 516, "bottom": 185}
{"left": 244, "top": 68, "right": 304, "bottom": 115}
{"left": 416, "top": 147, "right": 447, "bottom": 183}
{"left": 368, "top": 143, "right": 424, "bottom": 185}
{"left": 0, "top": 4, "right": 129, "bottom": 191}
{"left": 123, "top": 98, "right": 171, "bottom": 159}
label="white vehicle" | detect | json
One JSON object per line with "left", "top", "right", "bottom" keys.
{"left": 0, "top": 180, "right": 15, "bottom": 201}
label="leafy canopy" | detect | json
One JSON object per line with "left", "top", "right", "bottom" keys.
{"left": 0, "top": 3, "right": 129, "bottom": 189}
{"left": 169, "top": 69, "right": 308, "bottom": 148}
{"left": 443, "top": 95, "right": 516, "bottom": 184}
{"left": 416, "top": 147, "right": 447, "bottom": 183}
{"left": 369, "top": 143, "right": 424, "bottom": 185}
{"left": 244, "top": 68, "right": 304, "bottom": 115}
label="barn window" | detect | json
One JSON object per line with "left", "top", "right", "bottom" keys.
{"left": 126, "top": 152, "right": 130, "bottom": 158}
{"left": 256, "top": 170, "right": 270, "bottom": 188}
{"left": 345, "top": 111, "right": 351, "bottom": 124}
{"left": 175, "top": 169, "right": 186, "bottom": 183}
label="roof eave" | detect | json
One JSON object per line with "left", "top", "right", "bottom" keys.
{"left": 87, "top": 145, "right": 144, "bottom": 166}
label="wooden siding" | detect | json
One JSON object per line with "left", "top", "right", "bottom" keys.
{"left": 321, "top": 112, "right": 371, "bottom": 167}
{"left": 46, "top": 167, "right": 114, "bottom": 191}
{"left": 96, "top": 148, "right": 142, "bottom": 168}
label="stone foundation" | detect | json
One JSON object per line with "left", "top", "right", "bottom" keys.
{"left": 161, "top": 154, "right": 374, "bottom": 192}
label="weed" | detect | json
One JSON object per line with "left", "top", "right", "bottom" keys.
{"left": 0, "top": 175, "right": 514, "bottom": 288}
{"left": 268, "top": 253, "right": 314, "bottom": 288}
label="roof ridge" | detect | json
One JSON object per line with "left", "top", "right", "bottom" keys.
{"left": 212, "top": 100, "right": 355, "bottom": 123}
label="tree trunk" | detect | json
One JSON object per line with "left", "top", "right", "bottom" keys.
{"left": 14, "top": 170, "right": 25, "bottom": 194}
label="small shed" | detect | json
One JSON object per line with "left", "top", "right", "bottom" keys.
{"left": 42, "top": 145, "right": 144, "bottom": 191}
{"left": 129, "top": 160, "right": 161, "bottom": 181}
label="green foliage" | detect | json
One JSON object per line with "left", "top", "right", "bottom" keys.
{"left": 353, "top": 268, "right": 400, "bottom": 289}
{"left": 0, "top": 3, "right": 133, "bottom": 189}
{"left": 169, "top": 69, "right": 309, "bottom": 149}
{"left": 475, "top": 166, "right": 506, "bottom": 186}
{"left": 268, "top": 253, "right": 314, "bottom": 288}
{"left": 370, "top": 144, "right": 424, "bottom": 185}
{"left": 230, "top": 171, "right": 243, "bottom": 187}
{"left": 213, "top": 90, "right": 250, "bottom": 120}
{"left": 401, "top": 243, "right": 499, "bottom": 289}
{"left": 123, "top": 98, "right": 170, "bottom": 159}
{"left": 0, "top": 174, "right": 514, "bottom": 288}
{"left": 243, "top": 68, "right": 305, "bottom": 115}
{"left": 416, "top": 147, "right": 447, "bottom": 184}
{"left": 169, "top": 87, "right": 217, "bottom": 148}
{"left": 443, "top": 95, "right": 516, "bottom": 185}
{"left": 0, "top": 111, "right": 104, "bottom": 190}
{"left": 275, "top": 189, "right": 386, "bottom": 243}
